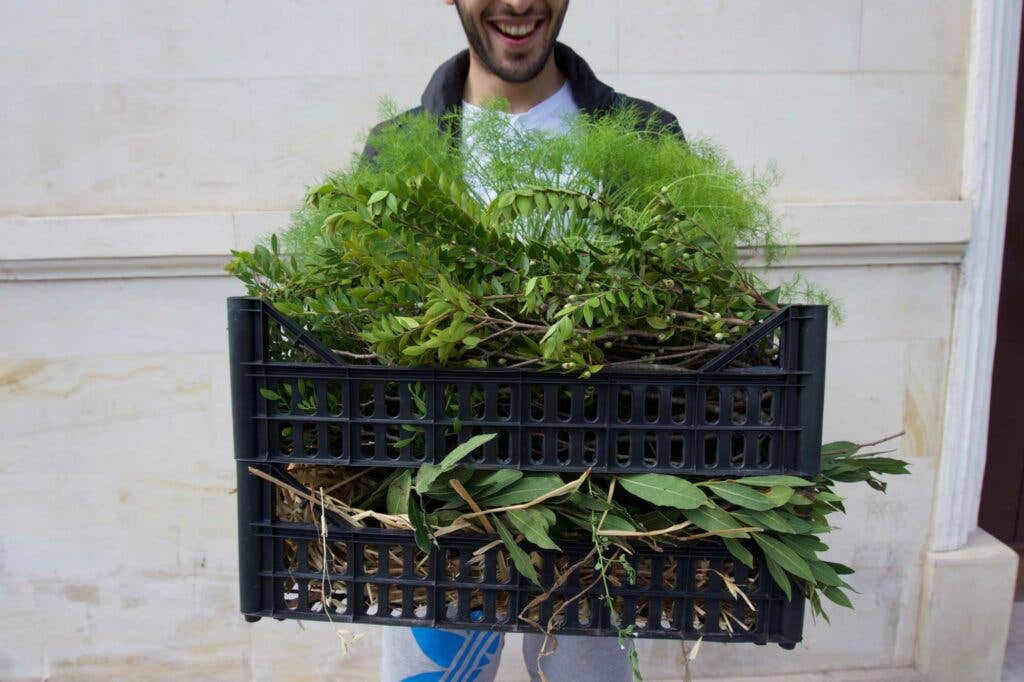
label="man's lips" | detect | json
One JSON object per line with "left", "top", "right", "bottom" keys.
{"left": 486, "top": 17, "right": 545, "bottom": 48}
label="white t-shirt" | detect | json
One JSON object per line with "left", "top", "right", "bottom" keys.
{"left": 461, "top": 81, "right": 579, "bottom": 206}
{"left": 462, "top": 80, "right": 578, "bottom": 136}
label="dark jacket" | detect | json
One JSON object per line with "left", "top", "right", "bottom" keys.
{"left": 362, "top": 42, "right": 683, "bottom": 160}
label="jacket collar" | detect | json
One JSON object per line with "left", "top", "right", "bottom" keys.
{"left": 420, "top": 42, "right": 618, "bottom": 119}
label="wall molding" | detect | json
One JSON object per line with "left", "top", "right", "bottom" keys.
{"left": 931, "top": 0, "right": 1023, "bottom": 553}
{"left": 0, "top": 201, "right": 970, "bottom": 281}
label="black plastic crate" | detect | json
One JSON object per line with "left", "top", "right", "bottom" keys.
{"left": 228, "top": 297, "right": 828, "bottom": 477}
{"left": 236, "top": 465, "right": 803, "bottom": 647}
{"left": 229, "top": 296, "right": 821, "bottom": 646}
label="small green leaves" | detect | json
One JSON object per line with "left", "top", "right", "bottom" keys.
{"left": 645, "top": 315, "right": 669, "bottom": 330}
{"left": 367, "top": 189, "right": 390, "bottom": 205}
{"left": 620, "top": 474, "right": 708, "bottom": 510}
{"left": 259, "top": 388, "right": 282, "bottom": 401}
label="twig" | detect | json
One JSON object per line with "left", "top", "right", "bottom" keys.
{"left": 247, "top": 466, "right": 362, "bottom": 527}
{"left": 828, "top": 430, "right": 906, "bottom": 456}
{"left": 449, "top": 479, "right": 495, "bottom": 534}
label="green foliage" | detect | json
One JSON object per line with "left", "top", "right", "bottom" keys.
{"left": 381, "top": 435, "right": 907, "bottom": 623}
{"left": 414, "top": 432, "right": 496, "bottom": 494}
{"left": 236, "top": 98, "right": 891, "bottom": 653}
{"left": 619, "top": 473, "right": 707, "bottom": 509}
{"left": 228, "top": 101, "right": 841, "bottom": 374}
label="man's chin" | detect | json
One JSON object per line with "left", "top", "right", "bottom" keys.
{"left": 486, "top": 53, "right": 550, "bottom": 83}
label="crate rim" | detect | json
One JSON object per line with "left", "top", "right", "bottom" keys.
{"left": 228, "top": 295, "right": 827, "bottom": 379}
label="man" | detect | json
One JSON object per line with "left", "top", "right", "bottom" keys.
{"left": 364, "top": 0, "right": 684, "bottom": 163}
{"left": 377, "top": 2, "right": 684, "bottom": 680}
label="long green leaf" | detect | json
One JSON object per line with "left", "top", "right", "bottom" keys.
{"left": 407, "top": 493, "right": 432, "bottom": 553}
{"left": 472, "top": 469, "right": 524, "bottom": 499}
{"left": 636, "top": 509, "right": 681, "bottom": 530}
{"left": 734, "top": 509, "right": 795, "bottom": 534}
{"left": 780, "top": 534, "right": 829, "bottom": 559}
{"left": 482, "top": 473, "right": 565, "bottom": 506}
{"left": 568, "top": 491, "right": 613, "bottom": 513}
{"left": 764, "top": 555, "right": 792, "bottom": 600}
{"left": 821, "top": 440, "right": 861, "bottom": 457}
{"left": 823, "top": 586, "right": 853, "bottom": 609}
{"left": 493, "top": 515, "right": 539, "bottom": 585}
{"left": 506, "top": 508, "right": 559, "bottom": 550}
{"left": 807, "top": 559, "right": 845, "bottom": 587}
{"left": 415, "top": 432, "right": 497, "bottom": 494}
{"left": 706, "top": 481, "right": 777, "bottom": 511}
{"left": 764, "top": 486, "right": 794, "bottom": 507}
{"left": 534, "top": 505, "right": 557, "bottom": 527}
{"left": 723, "top": 538, "right": 754, "bottom": 568}
{"left": 620, "top": 474, "right": 708, "bottom": 510}
{"left": 386, "top": 469, "right": 411, "bottom": 515}
{"left": 827, "top": 561, "right": 855, "bottom": 576}
{"left": 752, "top": 533, "right": 815, "bottom": 583}
{"left": 596, "top": 514, "right": 637, "bottom": 532}
{"left": 734, "top": 476, "right": 816, "bottom": 488}
{"left": 684, "top": 504, "right": 750, "bottom": 538}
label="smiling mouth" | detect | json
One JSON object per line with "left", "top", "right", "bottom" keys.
{"left": 487, "top": 18, "right": 544, "bottom": 43}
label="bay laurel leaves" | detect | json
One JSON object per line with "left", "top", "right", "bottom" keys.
{"left": 806, "top": 559, "right": 845, "bottom": 587}
{"left": 386, "top": 469, "right": 411, "bottom": 515}
{"left": 723, "top": 537, "right": 755, "bottom": 568}
{"left": 534, "top": 505, "right": 557, "bottom": 527}
{"left": 764, "top": 486, "right": 795, "bottom": 507}
{"left": 683, "top": 504, "right": 750, "bottom": 538}
{"left": 733, "top": 509, "right": 795, "bottom": 534}
{"left": 779, "top": 534, "right": 829, "bottom": 560}
{"left": 482, "top": 473, "right": 566, "bottom": 506}
{"left": 472, "top": 469, "right": 524, "bottom": 499}
{"left": 415, "top": 432, "right": 496, "bottom": 494}
{"left": 734, "top": 475, "right": 816, "bottom": 488}
{"left": 619, "top": 474, "right": 707, "bottom": 510}
{"left": 407, "top": 493, "right": 432, "bottom": 553}
{"left": 763, "top": 554, "right": 793, "bottom": 601}
{"left": 823, "top": 586, "right": 853, "bottom": 609}
{"left": 493, "top": 515, "right": 539, "bottom": 585}
{"left": 752, "top": 533, "right": 816, "bottom": 583}
{"left": 567, "top": 491, "right": 613, "bottom": 513}
{"left": 596, "top": 513, "right": 637, "bottom": 532}
{"left": 505, "top": 509, "right": 559, "bottom": 550}
{"left": 706, "top": 481, "right": 777, "bottom": 511}
{"left": 821, "top": 441, "right": 861, "bottom": 457}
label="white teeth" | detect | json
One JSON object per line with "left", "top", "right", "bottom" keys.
{"left": 496, "top": 21, "right": 537, "bottom": 37}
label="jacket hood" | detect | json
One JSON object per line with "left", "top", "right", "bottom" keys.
{"left": 420, "top": 42, "right": 618, "bottom": 117}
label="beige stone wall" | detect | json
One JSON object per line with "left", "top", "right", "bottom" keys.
{"left": 0, "top": 1, "right": 980, "bottom": 680}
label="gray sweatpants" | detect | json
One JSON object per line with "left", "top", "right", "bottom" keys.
{"left": 380, "top": 627, "right": 634, "bottom": 681}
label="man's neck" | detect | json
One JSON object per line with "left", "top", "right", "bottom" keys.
{"left": 462, "top": 51, "right": 566, "bottom": 114}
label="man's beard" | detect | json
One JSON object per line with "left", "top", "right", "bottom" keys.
{"left": 455, "top": 2, "right": 567, "bottom": 84}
